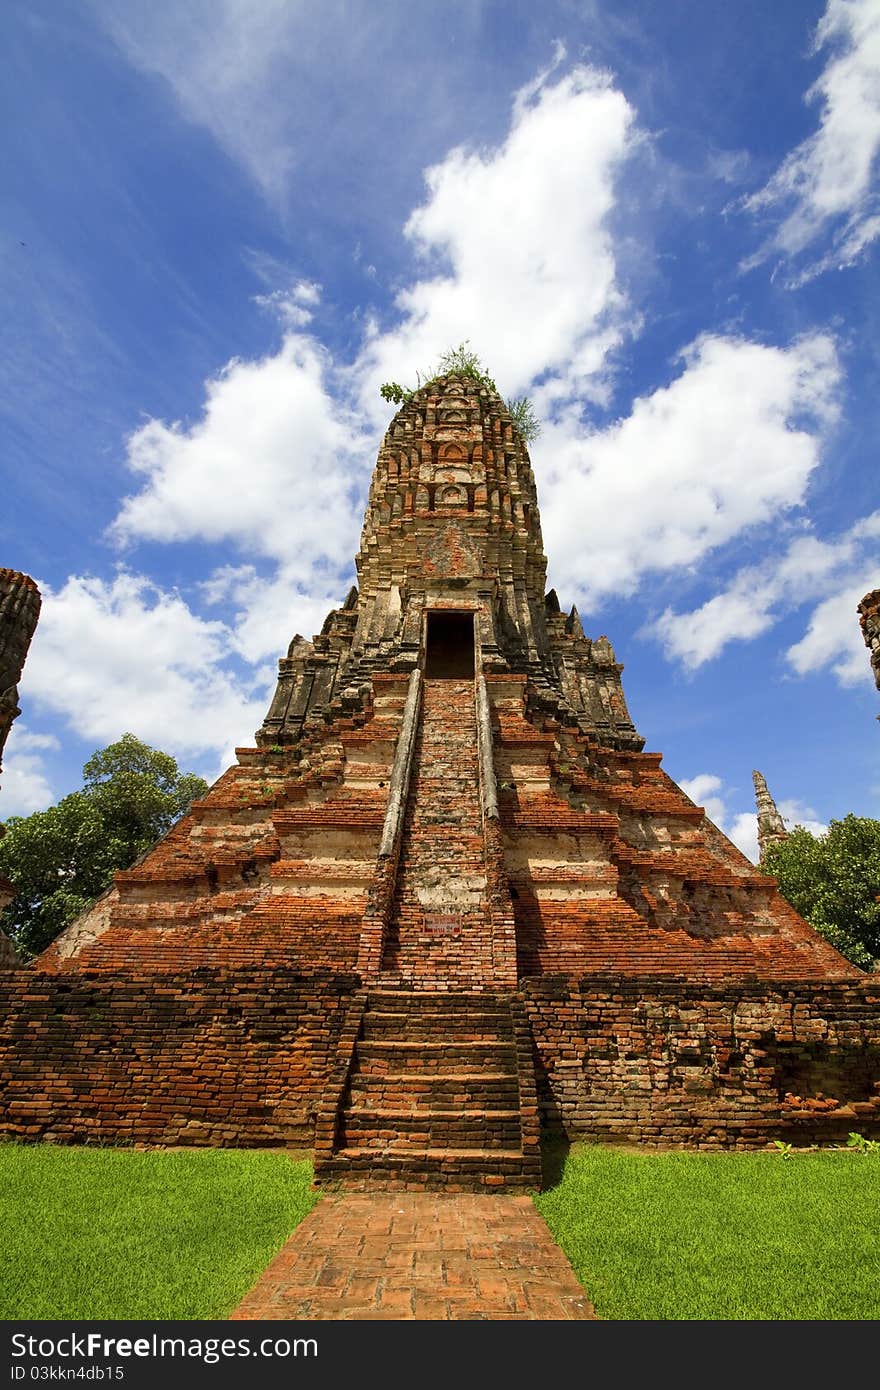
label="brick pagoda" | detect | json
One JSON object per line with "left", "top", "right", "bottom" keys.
{"left": 1, "top": 375, "right": 877, "bottom": 1181}
{"left": 0, "top": 568, "right": 41, "bottom": 965}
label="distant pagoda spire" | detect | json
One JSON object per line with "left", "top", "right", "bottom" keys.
{"left": 857, "top": 588, "right": 880, "bottom": 694}
{"left": 752, "top": 770, "right": 788, "bottom": 861}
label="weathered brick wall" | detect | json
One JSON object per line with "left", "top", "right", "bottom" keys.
{"left": 41, "top": 900, "right": 365, "bottom": 974}
{"left": 3, "top": 965, "right": 877, "bottom": 1153}
{"left": 0, "top": 568, "right": 41, "bottom": 769}
{"left": 0, "top": 569, "right": 41, "bottom": 956}
{"left": 0, "top": 966, "right": 358, "bottom": 1146}
{"left": 522, "top": 977, "right": 880, "bottom": 1148}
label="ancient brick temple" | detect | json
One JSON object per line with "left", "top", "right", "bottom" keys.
{"left": 859, "top": 589, "right": 880, "bottom": 693}
{"left": 1, "top": 376, "right": 877, "bottom": 1181}
{"left": 0, "top": 568, "right": 42, "bottom": 965}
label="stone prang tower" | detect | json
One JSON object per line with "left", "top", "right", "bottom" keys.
{"left": 2, "top": 374, "right": 877, "bottom": 1176}
{"left": 258, "top": 375, "right": 640, "bottom": 752}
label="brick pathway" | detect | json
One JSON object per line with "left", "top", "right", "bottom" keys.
{"left": 230, "top": 1193, "right": 595, "bottom": 1320}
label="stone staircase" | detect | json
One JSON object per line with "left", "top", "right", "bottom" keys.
{"left": 314, "top": 989, "right": 541, "bottom": 1191}
{"left": 380, "top": 678, "right": 495, "bottom": 989}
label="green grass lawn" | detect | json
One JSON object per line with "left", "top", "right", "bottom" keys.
{"left": 0, "top": 1145, "right": 319, "bottom": 1320}
{"left": 535, "top": 1143, "right": 880, "bottom": 1320}
{"left": 5, "top": 1141, "right": 878, "bottom": 1322}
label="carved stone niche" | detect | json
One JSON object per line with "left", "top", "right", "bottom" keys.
{"left": 437, "top": 400, "right": 469, "bottom": 427}
{"left": 436, "top": 442, "right": 468, "bottom": 469}
{"left": 433, "top": 445, "right": 472, "bottom": 507}
{"left": 439, "top": 484, "right": 466, "bottom": 508}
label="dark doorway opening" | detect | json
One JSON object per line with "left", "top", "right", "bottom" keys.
{"left": 424, "top": 611, "right": 475, "bottom": 678}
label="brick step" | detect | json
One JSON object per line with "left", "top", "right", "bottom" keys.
{"left": 338, "top": 1109, "right": 522, "bottom": 1149}
{"left": 319, "top": 1146, "right": 531, "bottom": 1178}
{"left": 393, "top": 845, "right": 484, "bottom": 859}
{"left": 365, "top": 989, "right": 510, "bottom": 1008}
{"left": 273, "top": 805, "right": 386, "bottom": 830}
{"left": 400, "top": 838, "right": 481, "bottom": 851}
{"left": 347, "top": 1072, "right": 519, "bottom": 1108}
{"left": 414, "top": 767, "right": 478, "bottom": 778}
{"left": 314, "top": 1171, "right": 536, "bottom": 1193}
{"left": 268, "top": 860, "right": 374, "bottom": 881}
{"left": 397, "top": 821, "right": 481, "bottom": 833}
{"left": 353, "top": 1040, "right": 516, "bottom": 1073}
{"left": 408, "top": 757, "right": 477, "bottom": 767}
{"left": 360, "top": 1011, "right": 512, "bottom": 1041}
{"left": 391, "top": 889, "right": 486, "bottom": 903}
{"left": 394, "top": 848, "right": 484, "bottom": 862}
{"left": 354, "top": 1037, "right": 516, "bottom": 1056}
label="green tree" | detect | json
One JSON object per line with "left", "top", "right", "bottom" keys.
{"left": 0, "top": 733, "right": 208, "bottom": 959}
{"left": 379, "top": 341, "right": 541, "bottom": 442}
{"left": 761, "top": 815, "right": 880, "bottom": 971}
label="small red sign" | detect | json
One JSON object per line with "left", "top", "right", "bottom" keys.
{"left": 424, "top": 913, "right": 462, "bottom": 936}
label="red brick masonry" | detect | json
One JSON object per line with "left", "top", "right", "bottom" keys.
{"left": 1, "top": 968, "right": 876, "bottom": 1149}
{"left": 230, "top": 1193, "right": 594, "bottom": 1320}
{"left": 3, "top": 376, "right": 878, "bottom": 1172}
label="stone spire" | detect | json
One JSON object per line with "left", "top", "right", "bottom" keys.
{"left": 259, "top": 372, "right": 643, "bottom": 750}
{"left": 752, "top": 769, "right": 788, "bottom": 861}
{"left": 858, "top": 588, "right": 880, "bottom": 692}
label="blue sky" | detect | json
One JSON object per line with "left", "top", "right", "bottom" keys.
{"left": 2, "top": 0, "right": 879, "bottom": 860}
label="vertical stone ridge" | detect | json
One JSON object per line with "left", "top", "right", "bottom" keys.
{"left": 356, "top": 669, "right": 422, "bottom": 981}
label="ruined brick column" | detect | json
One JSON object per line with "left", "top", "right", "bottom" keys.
{"left": 0, "top": 569, "right": 42, "bottom": 961}
{"left": 858, "top": 589, "right": 880, "bottom": 693}
{"left": 753, "top": 769, "right": 788, "bottom": 861}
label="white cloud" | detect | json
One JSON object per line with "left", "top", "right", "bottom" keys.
{"left": 787, "top": 578, "right": 880, "bottom": 682}
{"left": 678, "top": 774, "right": 827, "bottom": 863}
{"left": 356, "top": 61, "right": 638, "bottom": 411}
{"left": 743, "top": 0, "right": 880, "bottom": 277}
{"left": 94, "top": 0, "right": 307, "bottom": 203}
{"left": 254, "top": 278, "right": 322, "bottom": 329}
{"left": 540, "top": 331, "right": 841, "bottom": 604}
{"left": 679, "top": 772, "right": 759, "bottom": 861}
{"left": 725, "top": 812, "right": 761, "bottom": 865}
{"left": 22, "top": 573, "right": 268, "bottom": 771}
{"left": 777, "top": 798, "right": 829, "bottom": 840}
{"left": 678, "top": 773, "right": 728, "bottom": 828}
{"left": 0, "top": 728, "right": 59, "bottom": 818}
{"left": 199, "top": 563, "right": 346, "bottom": 665}
{"left": 110, "top": 331, "right": 368, "bottom": 568}
{"left": 104, "top": 56, "right": 645, "bottom": 674}
{"left": 656, "top": 511, "right": 880, "bottom": 673}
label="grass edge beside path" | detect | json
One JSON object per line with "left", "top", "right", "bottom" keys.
{"left": 0, "top": 1144, "right": 319, "bottom": 1320}
{"left": 534, "top": 1143, "right": 880, "bottom": 1321}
